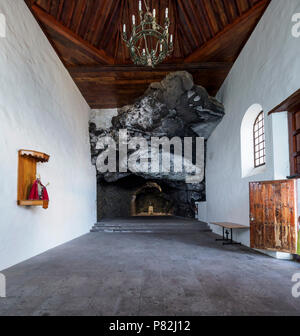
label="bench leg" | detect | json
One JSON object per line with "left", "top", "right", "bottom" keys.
{"left": 223, "top": 228, "right": 242, "bottom": 246}
{"left": 216, "top": 227, "right": 228, "bottom": 242}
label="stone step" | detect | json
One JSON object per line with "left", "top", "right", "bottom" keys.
{"left": 93, "top": 220, "right": 207, "bottom": 225}
{"left": 92, "top": 225, "right": 210, "bottom": 228}
{"left": 92, "top": 226, "right": 210, "bottom": 231}
{"left": 91, "top": 219, "right": 211, "bottom": 233}
{"left": 92, "top": 223, "right": 209, "bottom": 227}
{"left": 93, "top": 223, "right": 206, "bottom": 227}
{"left": 91, "top": 230, "right": 210, "bottom": 233}
{"left": 91, "top": 227, "right": 211, "bottom": 232}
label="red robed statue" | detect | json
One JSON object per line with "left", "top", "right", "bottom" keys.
{"left": 28, "top": 179, "right": 49, "bottom": 201}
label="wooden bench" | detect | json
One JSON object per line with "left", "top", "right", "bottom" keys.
{"left": 211, "top": 222, "right": 249, "bottom": 246}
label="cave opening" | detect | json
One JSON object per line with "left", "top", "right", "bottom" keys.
{"left": 97, "top": 174, "right": 203, "bottom": 220}
{"left": 131, "top": 182, "right": 174, "bottom": 217}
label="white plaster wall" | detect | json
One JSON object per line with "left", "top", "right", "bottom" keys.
{"left": 272, "top": 112, "right": 290, "bottom": 180}
{"left": 206, "top": 0, "right": 300, "bottom": 247}
{"left": 0, "top": 0, "right": 96, "bottom": 270}
{"left": 196, "top": 202, "right": 207, "bottom": 222}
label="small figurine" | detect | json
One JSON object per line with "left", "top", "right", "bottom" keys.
{"left": 28, "top": 175, "right": 49, "bottom": 202}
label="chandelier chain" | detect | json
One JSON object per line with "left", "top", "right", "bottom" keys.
{"left": 143, "top": 0, "right": 150, "bottom": 12}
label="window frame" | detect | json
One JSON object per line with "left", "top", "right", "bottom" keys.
{"left": 253, "top": 111, "right": 266, "bottom": 169}
{"left": 288, "top": 110, "right": 300, "bottom": 177}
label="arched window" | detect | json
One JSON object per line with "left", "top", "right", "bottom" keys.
{"left": 241, "top": 104, "right": 266, "bottom": 178}
{"left": 253, "top": 111, "right": 266, "bottom": 168}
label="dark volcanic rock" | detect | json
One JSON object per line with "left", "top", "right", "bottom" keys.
{"left": 89, "top": 71, "right": 224, "bottom": 218}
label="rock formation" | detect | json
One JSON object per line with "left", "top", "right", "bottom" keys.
{"left": 89, "top": 71, "right": 225, "bottom": 218}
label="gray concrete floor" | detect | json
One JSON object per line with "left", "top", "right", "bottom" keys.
{"left": 1, "top": 219, "right": 300, "bottom": 316}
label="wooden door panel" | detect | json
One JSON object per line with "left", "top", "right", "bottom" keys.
{"left": 249, "top": 180, "right": 297, "bottom": 254}
{"left": 264, "top": 223, "right": 276, "bottom": 250}
{"left": 250, "top": 182, "right": 265, "bottom": 249}
{"left": 251, "top": 222, "right": 264, "bottom": 249}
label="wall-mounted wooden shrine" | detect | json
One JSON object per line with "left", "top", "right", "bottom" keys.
{"left": 17, "top": 149, "right": 50, "bottom": 209}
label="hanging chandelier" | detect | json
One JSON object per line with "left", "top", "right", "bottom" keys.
{"left": 122, "top": 0, "right": 173, "bottom": 68}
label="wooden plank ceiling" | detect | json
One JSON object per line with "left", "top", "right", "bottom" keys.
{"left": 25, "top": 0, "right": 270, "bottom": 109}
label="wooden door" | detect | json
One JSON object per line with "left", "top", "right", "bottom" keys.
{"left": 249, "top": 180, "right": 297, "bottom": 253}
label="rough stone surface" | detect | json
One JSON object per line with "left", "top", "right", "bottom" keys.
{"left": 1, "top": 222, "right": 300, "bottom": 316}
{"left": 90, "top": 72, "right": 224, "bottom": 218}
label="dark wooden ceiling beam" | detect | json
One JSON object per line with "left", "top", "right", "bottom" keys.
{"left": 234, "top": 0, "right": 242, "bottom": 16}
{"left": 56, "top": 0, "right": 64, "bottom": 21}
{"left": 197, "top": 0, "right": 214, "bottom": 38}
{"left": 66, "top": 61, "right": 233, "bottom": 109}
{"left": 71, "top": 0, "right": 86, "bottom": 35}
{"left": 223, "top": 0, "right": 236, "bottom": 21}
{"left": 64, "top": 0, "right": 76, "bottom": 29}
{"left": 49, "top": 0, "right": 59, "bottom": 18}
{"left": 90, "top": 0, "right": 114, "bottom": 47}
{"left": 172, "top": 0, "right": 182, "bottom": 58}
{"left": 177, "top": 0, "right": 199, "bottom": 47}
{"left": 99, "top": 0, "right": 122, "bottom": 50}
{"left": 184, "top": 0, "right": 270, "bottom": 63}
{"left": 31, "top": 4, "right": 114, "bottom": 65}
{"left": 67, "top": 62, "right": 233, "bottom": 75}
{"left": 188, "top": 1, "right": 208, "bottom": 44}
{"left": 114, "top": 0, "right": 125, "bottom": 63}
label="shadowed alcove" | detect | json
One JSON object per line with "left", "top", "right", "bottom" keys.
{"left": 131, "top": 182, "right": 174, "bottom": 217}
